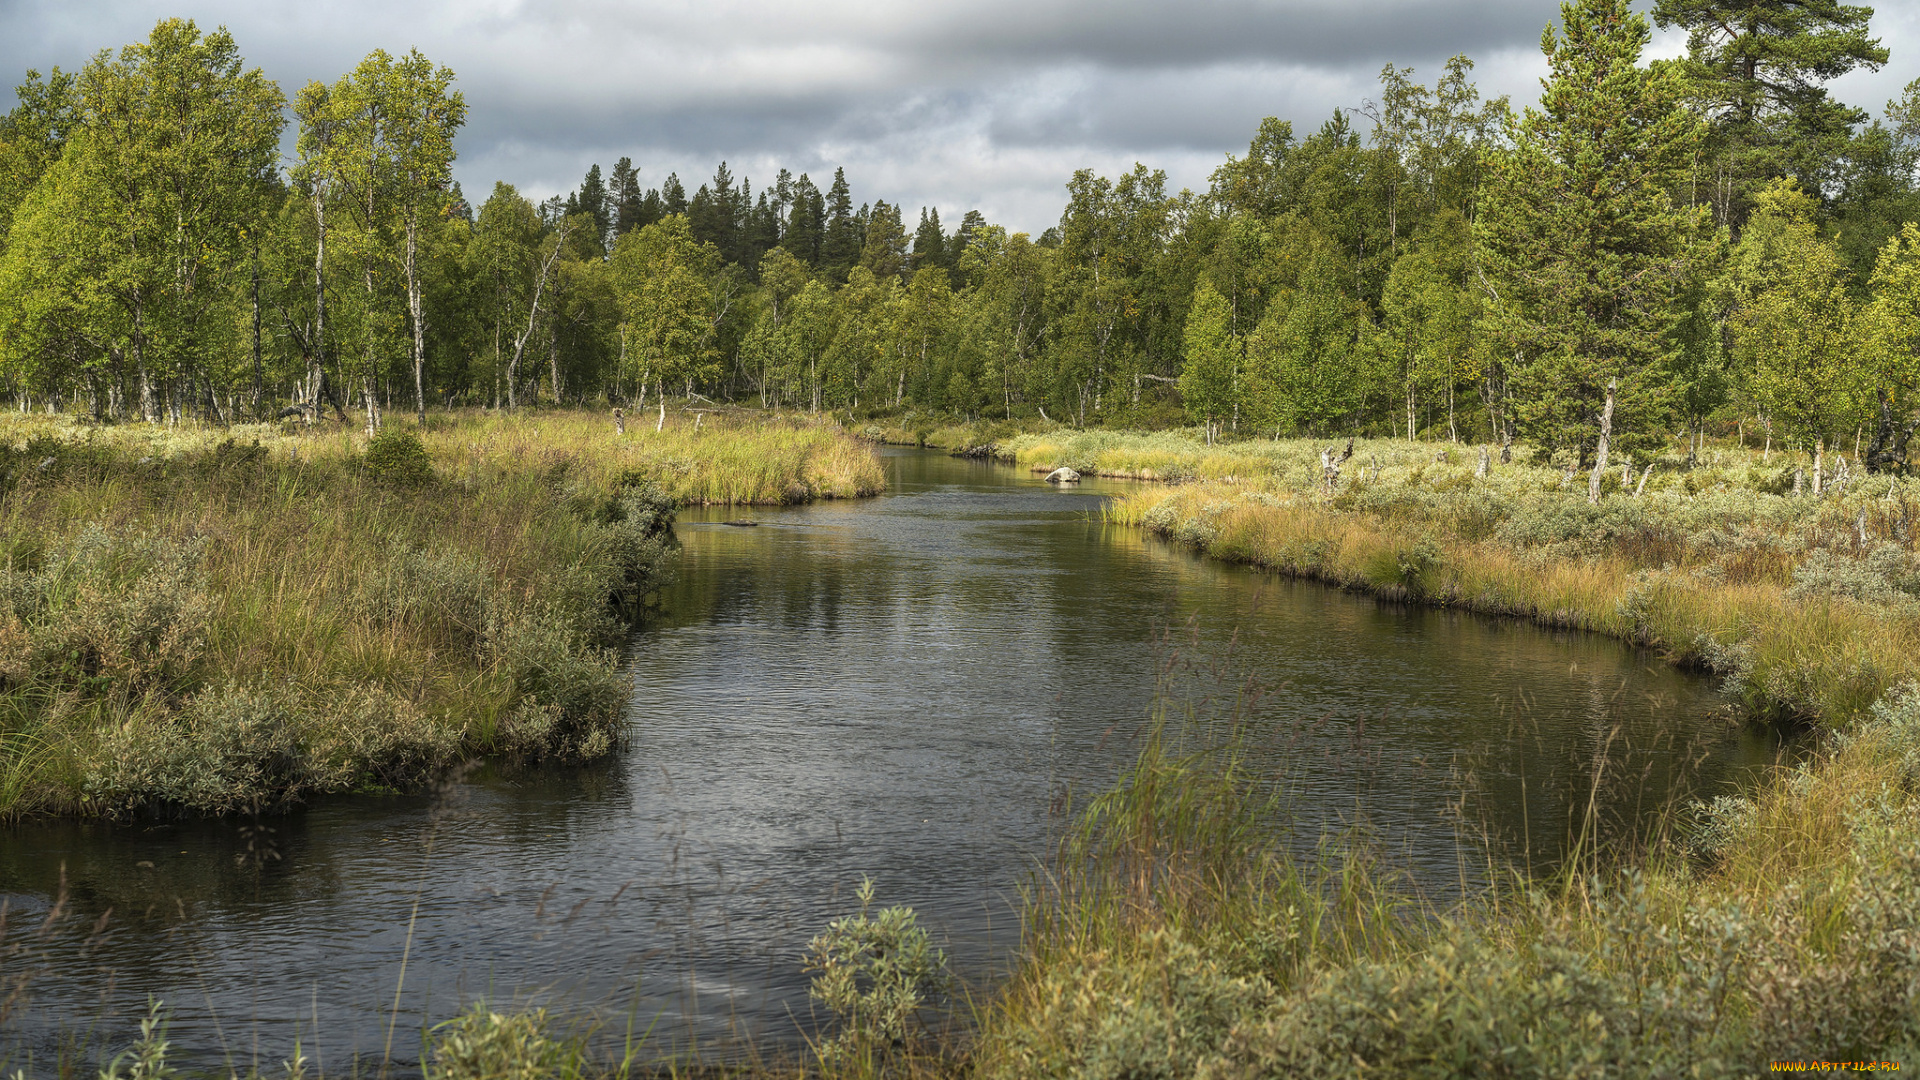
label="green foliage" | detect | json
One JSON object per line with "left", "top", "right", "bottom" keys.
{"left": 98, "top": 1000, "right": 178, "bottom": 1080}
{"left": 1654, "top": 0, "right": 1889, "bottom": 228}
{"left": 363, "top": 427, "right": 435, "bottom": 486}
{"left": 611, "top": 214, "right": 721, "bottom": 396}
{"left": 1726, "top": 181, "right": 1867, "bottom": 448}
{"left": 1478, "top": 0, "right": 1710, "bottom": 461}
{"left": 430, "top": 1003, "right": 566, "bottom": 1080}
{"left": 803, "top": 876, "right": 950, "bottom": 1067}
{"left": 1180, "top": 280, "right": 1238, "bottom": 441}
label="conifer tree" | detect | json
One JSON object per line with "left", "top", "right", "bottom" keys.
{"left": 661, "top": 173, "right": 687, "bottom": 216}
{"left": 1655, "top": 0, "right": 1887, "bottom": 226}
{"left": 910, "top": 207, "right": 947, "bottom": 275}
{"left": 574, "top": 163, "right": 610, "bottom": 251}
{"left": 1478, "top": 0, "right": 1710, "bottom": 461}
{"left": 821, "top": 168, "right": 859, "bottom": 277}
{"left": 610, "top": 157, "right": 645, "bottom": 237}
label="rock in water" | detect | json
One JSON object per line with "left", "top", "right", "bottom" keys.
{"left": 1044, "top": 467, "right": 1081, "bottom": 484}
{"left": 723, "top": 520, "right": 760, "bottom": 527}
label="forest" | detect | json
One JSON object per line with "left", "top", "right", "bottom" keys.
{"left": 0, "top": 0, "right": 1914, "bottom": 470}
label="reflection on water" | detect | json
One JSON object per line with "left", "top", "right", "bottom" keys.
{"left": 0, "top": 447, "right": 1780, "bottom": 1069}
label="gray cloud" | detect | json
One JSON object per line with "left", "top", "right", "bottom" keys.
{"left": 2, "top": 0, "right": 1914, "bottom": 233}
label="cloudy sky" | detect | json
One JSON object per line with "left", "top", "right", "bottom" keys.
{"left": 3, "top": 0, "right": 1915, "bottom": 233}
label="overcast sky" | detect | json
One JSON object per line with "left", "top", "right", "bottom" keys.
{"left": 3, "top": 0, "right": 1915, "bottom": 234}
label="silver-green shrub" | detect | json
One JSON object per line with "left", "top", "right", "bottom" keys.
{"left": 804, "top": 877, "right": 950, "bottom": 1066}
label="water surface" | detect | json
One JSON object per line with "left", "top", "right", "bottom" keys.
{"left": 0, "top": 447, "right": 1778, "bottom": 1069}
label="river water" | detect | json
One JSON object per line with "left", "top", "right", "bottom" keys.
{"left": 0, "top": 447, "right": 1780, "bottom": 1070}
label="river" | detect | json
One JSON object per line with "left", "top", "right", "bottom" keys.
{"left": 0, "top": 446, "right": 1780, "bottom": 1071}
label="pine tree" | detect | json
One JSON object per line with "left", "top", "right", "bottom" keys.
{"left": 661, "top": 173, "right": 687, "bottom": 216}
{"left": 1655, "top": 0, "right": 1887, "bottom": 227}
{"left": 1478, "top": 0, "right": 1710, "bottom": 461}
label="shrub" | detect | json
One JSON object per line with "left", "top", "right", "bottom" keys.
{"left": 431, "top": 1003, "right": 565, "bottom": 1080}
{"left": 83, "top": 685, "right": 301, "bottom": 815}
{"left": 484, "top": 608, "right": 624, "bottom": 760}
{"left": 0, "top": 526, "right": 211, "bottom": 702}
{"left": 363, "top": 428, "right": 435, "bottom": 486}
{"left": 804, "top": 876, "right": 950, "bottom": 1066}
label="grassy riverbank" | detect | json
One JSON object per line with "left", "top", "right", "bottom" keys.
{"left": 21, "top": 421, "right": 1920, "bottom": 1076}
{"left": 1074, "top": 433, "right": 1908, "bottom": 729}
{"left": 0, "top": 408, "right": 883, "bottom": 820}
{"left": 953, "top": 428, "right": 1920, "bottom": 1073}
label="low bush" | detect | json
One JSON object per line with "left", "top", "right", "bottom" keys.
{"left": 363, "top": 427, "right": 436, "bottom": 486}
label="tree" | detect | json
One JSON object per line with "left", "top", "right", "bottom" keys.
{"left": 1655, "top": 0, "right": 1887, "bottom": 227}
{"left": 382, "top": 50, "right": 465, "bottom": 424}
{"left": 1180, "top": 280, "right": 1238, "bottom": 442}
{"left": 661, "top": 173, "right": 687, "bottom": 216}
{"left": 1382, "top": 217, "right": 1478, "bottom": 441}
{"left": 572, "top": 163, "right": 610, "bottom": 251}
{"left": 860, "top": 201, "right": 907, "bottom": 281}
{"left": 610, "top": 157, "right": 646, "bottom": 237}
{"left": 821, "top": 168, "right": 859, "bottom": 277}
{"left": 1477, "top": 0, "right": 1710, "bottom": 462}
{"left": 0, "top": 69, "right": 77, "bottom": 245}
{"left": 611, "top": 214, "right": 719, "bottom": 425}
{"left": 1050, "top": 165, "right": 1170, "bottom": 424}
{"left": 910, "top": 208, "right": 947, "bottom": 276}
{"left": 1861, "top": 221, "right": 1920, "bottom": 468}
{"left": 66, "top": 19, "right": 285, "bottom": 422}
{"left": 1727, "top": 182, "right": 1865, "bottom": 454}
{"left": 783, "top": 173, "right": 825, "bottom": 266}
{"left": 957, "top": 226, "right": 1049, "bottom": 418}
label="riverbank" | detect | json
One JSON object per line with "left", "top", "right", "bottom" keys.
{"left": 0, "top": 409, "right": 883, "bottom": 820}
{"left": 1073, "top": 433, "right": 1907, "bottom": 730}
{"left": 958, "top": 428, "right": 1920, "bottom": 1073}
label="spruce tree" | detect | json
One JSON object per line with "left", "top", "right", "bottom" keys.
{"left": 910, "top": 207, "right": 947, "bottom": 275}
{"left": 574, "top": 163, "right": 609, "bottom": 250}
{"left": 610, "top": 156, "right": 644, "bottom": 236}
{"left": 1478, "top": 0, "right": 1710, "bottom": 461}
{"left": 821, "top": 167, "right": 859, "bottom": 276}
{"left": 784, "top": 173, "right": 824, "bottom": 265}
{"left": 859, "top": 200, "right": 907, "bottom": 280}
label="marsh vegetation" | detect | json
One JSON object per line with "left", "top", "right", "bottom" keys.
{"left": 0, "top": 409, "right": 879, "bottom": 820}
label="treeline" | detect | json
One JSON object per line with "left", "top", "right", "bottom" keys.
{"left": 2, "top": 0, "right": 1920, "bottom": 467}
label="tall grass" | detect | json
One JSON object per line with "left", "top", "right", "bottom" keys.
{"left": 0, "top": 408, "right": 883, "bottom": 820}
{"left": 1087, "top": 433, "right": 1919, "bottom": 729}
{"left": 965, "top": 661, "right": 1920, "bottom": 1078}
